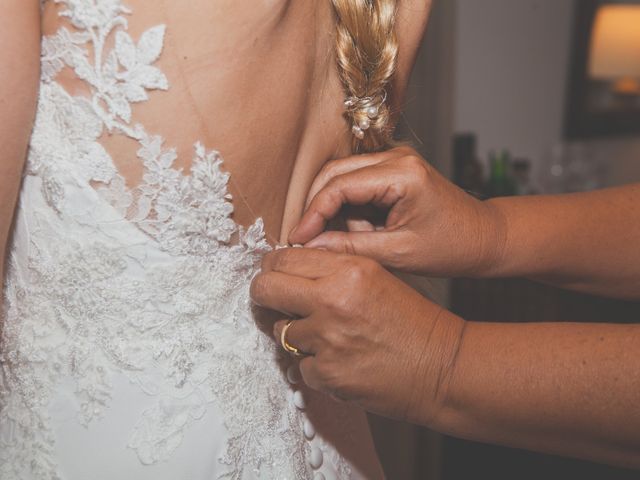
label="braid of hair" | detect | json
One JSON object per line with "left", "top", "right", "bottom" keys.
{"left": 331, "top": 0, "right": 399, "bottom": 152}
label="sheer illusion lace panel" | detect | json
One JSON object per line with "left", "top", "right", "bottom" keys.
{"left": 0, "top": 2, "right": 381, "bottom": 479}
{"left": 41, "top": 0, "right": 315, "bottom": 244}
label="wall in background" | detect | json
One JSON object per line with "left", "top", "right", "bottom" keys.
{"left": 453, "top": 0, "right": 640, "bottom": 187}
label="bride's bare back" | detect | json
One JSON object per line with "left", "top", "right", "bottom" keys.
{"left": 0, "top": 1, "right": 432, "bottom": 478}
{"left": 40, "top": 0, "right": 430, "bottom": 243}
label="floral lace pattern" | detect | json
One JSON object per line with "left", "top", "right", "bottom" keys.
{"left": 0, "top": 1, "right": 356, "bottom": 479}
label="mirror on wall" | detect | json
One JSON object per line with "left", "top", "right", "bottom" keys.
{"left": 565, "top": 0, "right": 640, "bottom": 138}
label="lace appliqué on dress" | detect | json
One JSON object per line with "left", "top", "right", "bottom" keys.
{"left": 1, "top": 1, "right": 355, "bottom": 479}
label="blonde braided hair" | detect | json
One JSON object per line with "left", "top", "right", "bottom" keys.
{"left": 331, "top": 0, "right": 399, "bottom": 152}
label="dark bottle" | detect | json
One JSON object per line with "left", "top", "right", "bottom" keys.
{"left": 452, "top": 133, "right": 484, "bottom": 198}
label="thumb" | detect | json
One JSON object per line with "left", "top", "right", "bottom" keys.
{"left": 305, "top": 230, "right": 404, "bottom": 269}
{"left": 289, "top": 165, "right": 405, "bottom": 245}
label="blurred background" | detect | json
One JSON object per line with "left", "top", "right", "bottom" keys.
{"left": 370, "top": 0, "right": 640, "bottom": 478}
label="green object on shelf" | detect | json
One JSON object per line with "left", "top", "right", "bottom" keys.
{"left": 487, "top": 149, "right": 516, "bottom": 198}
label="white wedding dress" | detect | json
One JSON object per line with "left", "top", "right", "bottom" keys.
{"left": 0, "top": 1, "right": 384, "bottom": 479}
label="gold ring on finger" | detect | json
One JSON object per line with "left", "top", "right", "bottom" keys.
{"left": 281, "top": 320, "right": 304, "bottom": 358}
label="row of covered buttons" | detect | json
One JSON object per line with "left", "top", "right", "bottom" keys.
{"left": 287, "top": 364, "right": 333, "bottom": 480}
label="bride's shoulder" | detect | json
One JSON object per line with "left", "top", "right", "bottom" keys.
{"left": 394, "top": 0, "right": 433, "bottom": 100}
{"left": 397, "top": 0, "right": 433, "bottom": 23}
{"left": 396, "top": 0, "right": 433, "bottom": 60}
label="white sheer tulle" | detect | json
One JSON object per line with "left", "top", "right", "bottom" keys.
{"left": 0, "top": 1, "right": 380, "bottom": 479}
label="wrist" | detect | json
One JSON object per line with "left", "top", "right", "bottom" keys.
{"left": 404, "top": 306, "right": 467, "bottom": 427}
{"left": 427, "top": 318, "right": 477, "bottom": 437}
{"left": 469, "top": 198, "right": 509, "bottom": 278}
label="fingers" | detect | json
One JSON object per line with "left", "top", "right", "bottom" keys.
{"left": 298, "top": 354, "right": 343, "bottom": 398}
{"left": 261, "top": 248, "right": 345, "bottom": 279}
{"left": 304, "top": 152, "right": 396, "bottom": 210}
{"left": 290, "top": 164, "right": 405, "bottom": 245}
{"left": 298, "top": 355, "right": 328, "bottom": 393}
{"left": 298, "top": 356, "right": 321, "bottom": 391}
{"left": 250, "top": 271, "right": 316, "bottom": 317}
{"left": 344, "top": 217, "right": 376, "bottom": 233}
{"left": 304, "top": 230, "right": 406, "bottom": 268}
{"left": 273, "top": 318, "right": 321, "bottom": 356}
{"left": 343, "top": 204, "right": 383, "bottom": 232}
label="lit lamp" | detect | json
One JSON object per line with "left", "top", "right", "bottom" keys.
{"left": 588, "top": 5, "right": 640, "bottom": 95}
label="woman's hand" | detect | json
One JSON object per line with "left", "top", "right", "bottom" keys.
{"left": 250, "top": 247, "right": 465, "bottom": 425}
{"left": 289, "top": 146, "right": 506, "bottom": 278}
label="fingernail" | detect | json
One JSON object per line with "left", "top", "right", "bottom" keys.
{"left": 305, "top": 239, "right": 325, "bottom": 250}
{"left": 289, "top": 225, "right": 299, "bottom": 240}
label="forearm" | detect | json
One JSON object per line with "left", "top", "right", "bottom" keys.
{"left": 432, "top": 320, "right": 640, "bottom": 468}
{"left": 485, "top": 185, "right": 640, "bottom": 299}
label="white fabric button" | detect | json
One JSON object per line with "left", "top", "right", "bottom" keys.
{"left": 293, "top": 390, "right": 305, "bottom": 410}
{"left": 286, "top": 365, "right": 299, "bottom": 384}
{"left": 309, "top": 446, "right": 323, "bottom": 469}
{"left": 322, "top": 470, "right": 337, "bottom": 480}
{"left": 303, "top": 419, "right": 315, "bottom": 440}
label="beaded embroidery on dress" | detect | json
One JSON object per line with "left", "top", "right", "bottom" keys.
{"left": 0, "top": 1, "right": 368, "bottom": 479}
